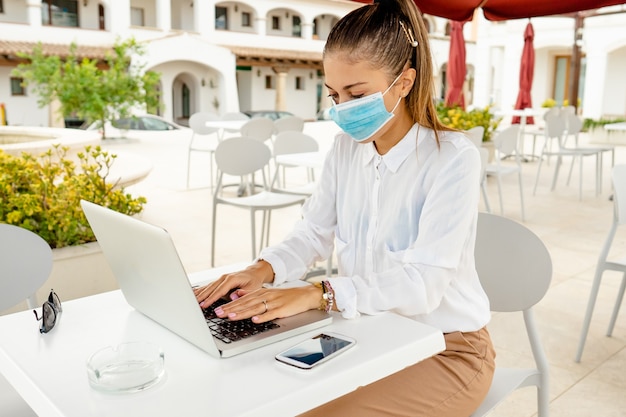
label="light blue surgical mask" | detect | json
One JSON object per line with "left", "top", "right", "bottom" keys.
{"left": 329, "top": 73, "right": 403, "bottom": 142}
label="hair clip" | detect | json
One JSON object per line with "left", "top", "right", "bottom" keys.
{"left": 399, "top": 21, "right": 419, "bottom": 47}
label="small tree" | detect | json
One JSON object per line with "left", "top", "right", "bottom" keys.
{"left": 12, "top": 38, "right": 161, "bottom": 139}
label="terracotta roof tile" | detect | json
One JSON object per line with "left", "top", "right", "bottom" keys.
{"left": 0, "top": 40, "right": 111, "bottom": 60}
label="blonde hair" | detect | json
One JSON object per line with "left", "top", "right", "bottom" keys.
{"left": 324, "top": 0, "right": 451, "bottom": 143}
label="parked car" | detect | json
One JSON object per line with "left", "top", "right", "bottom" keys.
{"left": 316, "top": 108, "right": 332, "bottom": 121}
{"left": 84, "top": 114, "right": 189, "bottom": 139}
{"left": 243, "top": 110, "right": 295, "bottom": 121}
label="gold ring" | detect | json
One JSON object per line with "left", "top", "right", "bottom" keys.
{"left": 262, "top": 300, "right": 268, "bottom": 314}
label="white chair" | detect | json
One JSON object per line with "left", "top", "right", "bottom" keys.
{"left": 524, "top": 107, "right": 560, "bottom": 160}
{"left": 471, "top": 212, "right": 551, "bottom": 417}
{"left": 575, "top": 164, "right": 626, "bottom": 362}
{"left": 533, "top": 112, "right": 601, "bottom": 200}
{"left": 0, "top": 223, "right": 53, "bottom": 312}
{"left": 485, "top": 125, "right": 525, "bottom": 221}
{"left": 211, "top": 137, "right": 306, "bottom": 266}
{"left": 466, "top": 126, "right": 485, "bottom": 148}
{"left": 240, "top": 117, "right": 275, "bottom": 143}
{"left": 273, "top": 115, "right": 305, "bottom": 134}
{"left": 0, "top": 223, "right": 52, "bottom": 417}
{"left": 271, "top": 131, "right": 320, "bottom": 193}
{"left": 186, "top": 112, "right": 220, "bottom": 189}
{"left": 563, "top": 113, "right": 614, "bottom": 195}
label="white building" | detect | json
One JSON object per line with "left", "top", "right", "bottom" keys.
{"left": 0, "top": 1, "right": 623, "bottom": 127}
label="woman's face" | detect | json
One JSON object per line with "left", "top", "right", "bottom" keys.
{"left": 324, "top": 55, "right": 397, "bottom": 106}
{"left": 323, "top": 53, "right": 414, "bottom": 148}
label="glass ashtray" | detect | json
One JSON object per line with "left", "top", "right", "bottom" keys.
{"left": 86, "top": 341, "right": 165, "bottom": 393}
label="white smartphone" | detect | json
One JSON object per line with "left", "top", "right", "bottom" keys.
{"left": 275, "top": 332, "right": 356, "bottom": 369}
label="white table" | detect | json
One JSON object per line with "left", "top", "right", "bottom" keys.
{"left": 272, "top": 151, "right": 326, "bottom": 192}
{"left": 206, "top": 120, "right": 249, "bottom": 140}
{"left": 275, "top": 151, "right": 325, "bottom": 170}
{"left": 495, "top": 108, "right": 545, "bottom": 161}
{"left": 0, "top": 270, "right": 445, "bottom": 417}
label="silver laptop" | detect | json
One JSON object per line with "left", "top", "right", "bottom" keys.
{"left": 81, "top": 200, "right": 332, "bottom": 358}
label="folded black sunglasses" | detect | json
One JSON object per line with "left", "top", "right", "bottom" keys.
{"left": 33, "top": 290, "right": 62, "bottom": 334}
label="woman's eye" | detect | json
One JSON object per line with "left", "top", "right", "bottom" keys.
{"left": 350, "top": 94, "right": 364, "bottom": 99}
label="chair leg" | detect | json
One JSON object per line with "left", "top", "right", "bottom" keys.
{"left": 533, "top": 157, "right": 545, "bottom": 196}
{"left": 496, "top": 174, "right": 504, "bottom": 216}
{"left": 579, "top": 155, "right": 583, "bottom": 201}
{"left": 481, "top": 182, "right": 491, "bottom": 213}
{"left": 550, "top": 156, "right": 562, "bottom": 191}
{"left": 575, "top": 267, "right": 605, "bottom": 362}
{"left": 606, "top": 272, "right": 626, "bottom": 337}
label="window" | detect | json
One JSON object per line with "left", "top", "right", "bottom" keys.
{"left": 130, "top": 7, "right": 144, "bottom": 26}
{"left": 552, "top": 55, "right": 586, "bottom": 106}
{"left": 242, "top": 12, "right": 251, "bottom": 27}
{"left": 215, "top": 6, "right": 228, "bottom": 30}
{"left": 41, "top": 0, "right": 79, "bottom": 27}
{"left": 292, "top": 16, "right": 301, "bottom": 37}
{"left": 265, "top": 75, "right": 275, "bottom": 90}
{"left": 295, "top": 76, "right": 304, "bottom": 91}
{"left": 10, "top": 78, "right": 26, "bottom": 96}
{"left": 272, "top": 16, "right": 280, "bottom": 30}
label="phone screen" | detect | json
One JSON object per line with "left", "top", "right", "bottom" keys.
{"left": 275, "top": 333, "right": 355, "bottom": 369}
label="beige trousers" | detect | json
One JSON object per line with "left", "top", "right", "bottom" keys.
{"left": 299, "top": 326, "right": 496, "bottom": 417}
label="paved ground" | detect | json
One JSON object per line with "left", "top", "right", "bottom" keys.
{"left": 2, "top": 122, "right": 625, "bottom": 416}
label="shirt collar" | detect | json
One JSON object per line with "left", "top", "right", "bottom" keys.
{"left": 361, "top": 124, "right": 420, "bottom": 173}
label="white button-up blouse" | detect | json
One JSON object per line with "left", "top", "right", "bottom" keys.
{"left": 259, "top": 124, "right": 490, "bottom": 333}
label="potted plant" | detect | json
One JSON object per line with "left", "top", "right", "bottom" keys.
{"left": 436, "top": 103, "right": 502, "bottom": 143}
{"left": 0, "top": 145, "right": 147, "bottom": 308}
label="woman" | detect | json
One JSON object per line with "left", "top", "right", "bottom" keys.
{"left": 195, "top": 0, "right": 495, "bottom": 415}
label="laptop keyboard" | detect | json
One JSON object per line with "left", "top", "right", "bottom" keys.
{"left": 202, "top": 299, "right": 280, "bottom": 344}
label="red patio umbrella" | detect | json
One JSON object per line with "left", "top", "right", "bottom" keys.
{"left": 512, "top": 22, "right": 535, "bottom": 125}
{"left": 351, "top": 0, "right": 626, "bottom": 22}
{"left": 444, "top": 21, "right": 466, "bottom": 109}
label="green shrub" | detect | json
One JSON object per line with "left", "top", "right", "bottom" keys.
{"left": 0, "top": 145, "right": 147, "bottom": 248}
{"left": 436, "top": 103, "right": 501, "bottom": 142}
{"left": 582, "top": 117, "right": 626, "bottom": 132}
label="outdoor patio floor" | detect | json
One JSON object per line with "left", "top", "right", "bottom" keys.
{"left": 2, "top": 123, "right": 625, "bottom": 416}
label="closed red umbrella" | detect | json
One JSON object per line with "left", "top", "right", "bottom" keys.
{"left": 512, "top": 22, "right": 535, "bottom": 125}
{"left": 444, "top": 21, "right": 466, "bottom": 109}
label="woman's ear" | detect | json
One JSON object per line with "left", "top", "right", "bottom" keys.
{"left": 400, "top": 68, "right": 417, "bottom": 97}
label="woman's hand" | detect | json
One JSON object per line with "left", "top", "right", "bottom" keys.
{"left": 193, "top": 260, "right": 275, "bottom": 309}
{"left": 211, "top": 285, "right": 322, "bottom": 323}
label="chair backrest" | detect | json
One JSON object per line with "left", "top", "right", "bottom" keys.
{"left": 214, "top": 136, "right": 272, "bottom": 177}
{"left": 240, "top": 117, "right": 275, "bottom": 142}
{"left": 475, "top": 213, "right": 552, "bottom": 312}
{"left": 0, "top": 224, "right": 53, "bottom": 311}
{"left": 189, "top": 112, "right": 220, "bottom": 136}
{"left": 221, "top": 112, "right": 250, "bottom": 121}
{"left": 544, "top": 112, "right": 566, "bottom": 141}
{"left": 273, "top": 116, "right": 305, "bottom": 134}
{"left": 273, "top": 131, "right": 319, "bottom": 156}
{"left": 492, "top": 125, "right": 520, "bottom": 156}
{"left": 565, "top": 113, "right": 583, "bottom": 136}
{"left": 473, "top": 212, "right": 551, "bottom": 417}
{"left": 466, "top": 126, "right": 485, "bottom": 147}
{"left": 612, "top": 164, "right": 626, "bottom": 225}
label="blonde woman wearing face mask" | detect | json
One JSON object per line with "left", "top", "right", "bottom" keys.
{"left": 195, "top": 0, "right": 495, "bottom": 415}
